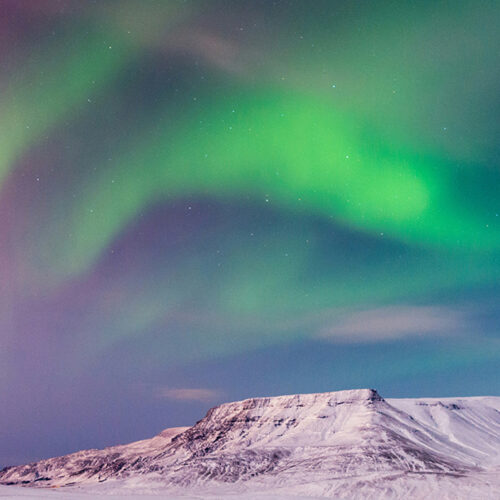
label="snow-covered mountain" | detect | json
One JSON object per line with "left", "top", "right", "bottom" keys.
{"left": 1, "top": 389, "right": 500, "bottom": 499}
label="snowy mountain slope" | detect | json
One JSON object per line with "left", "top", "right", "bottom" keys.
{"left": 0, "top": 427, "right": 188, "bottom": 488}
{"left": 1, "top": 389, "right": 499, "bottom": 499}
{"left": 388, "top": 396, "right": 500, "bottom": 467}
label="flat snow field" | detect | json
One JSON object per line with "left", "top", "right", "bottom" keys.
{"left": 0, "top": 486, "right": 314, "bottom": 500}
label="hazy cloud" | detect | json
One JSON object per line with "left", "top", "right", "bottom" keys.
{"left": 317, "top": 306, "right": 466, "bottom": 343}
{"left": 155, "top": 387, "right": 223, "bottom": 403}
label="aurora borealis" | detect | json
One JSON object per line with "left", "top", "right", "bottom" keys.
{"left": 1, "top": 0, "right": 500, "bottom": 466}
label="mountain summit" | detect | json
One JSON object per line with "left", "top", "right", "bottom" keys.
{"left": 1, "top": 389, "right": 500, "bottom": 498}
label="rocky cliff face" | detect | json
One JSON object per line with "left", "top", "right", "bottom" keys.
{"left": 1, "top": 389, "right": 500, "bottom": 498}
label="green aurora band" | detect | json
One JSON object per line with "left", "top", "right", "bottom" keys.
{"left": 30, "top": 88, "right": 500, "bottom": 283}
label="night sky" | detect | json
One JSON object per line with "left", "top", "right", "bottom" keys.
{"left": 1, "top": 0, "right": 500, "bottom": 467}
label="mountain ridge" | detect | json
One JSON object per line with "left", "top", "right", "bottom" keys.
{"left": 1, "top": 388, "right": 499, "bottom": 499}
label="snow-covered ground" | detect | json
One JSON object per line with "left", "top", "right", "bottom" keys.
{"left": 0, "top": 485, "right": 308, "bottom": 499}
{"left": 1, "top": 389, "right": 499, "bottom": 499}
